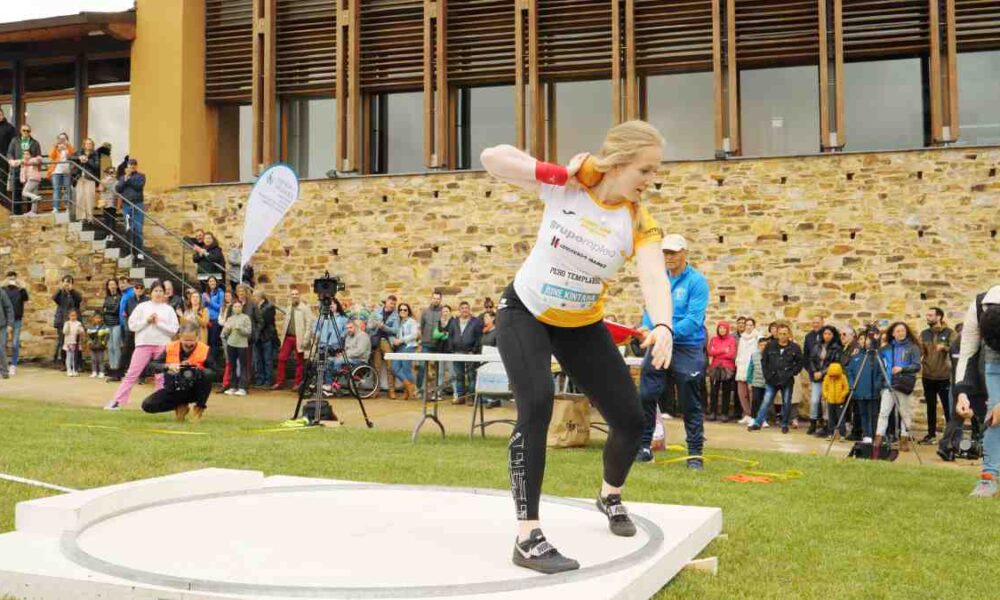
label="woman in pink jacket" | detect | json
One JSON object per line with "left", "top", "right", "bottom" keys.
{"left": 707, "top": 321, "right": 738, "bottom": 422}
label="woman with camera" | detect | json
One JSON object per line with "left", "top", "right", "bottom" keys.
{"left": 141, "top": 321, "right": 216, "bottom": 422}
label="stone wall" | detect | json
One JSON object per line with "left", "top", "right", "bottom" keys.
{"left": 142, "top": 146, "right": 1000, "bottom": 331}
{"left": 3, "top": 146, "right": 998, "bottom": 361}
{"left": 0, "top": 216, "right": 123, "bottom": 360}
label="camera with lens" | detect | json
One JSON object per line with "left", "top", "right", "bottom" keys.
{"left": 172, "top": 364, "right": 202, "bottom": 392}
{"left": 860, "top": 321, "right": 882, "bottom": 347}
{"left": 957, "top": 438, "right": 983, "bottom": 460}
{"left": 313, "top": 271, "right": 346, "bottom": 299}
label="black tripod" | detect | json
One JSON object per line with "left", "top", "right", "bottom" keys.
{"left": 825, "top": 332, "right": 922, "bottom": 464}
{"left": 291, "top": 292, "right": 373, "bottom": 428}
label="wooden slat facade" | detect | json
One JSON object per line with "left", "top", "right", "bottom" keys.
{"left": 205, "top": 0, "right": 254, "bottom": 102}
{"left": 203, "top": 0, "right": 1000, "bottom": 171}
{"left": 275, "top": 0, "right": 336, "bottom": 96}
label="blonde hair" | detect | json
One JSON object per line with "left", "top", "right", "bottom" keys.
{"left": 590, "top": 120, "right": 665, "bottom": 173}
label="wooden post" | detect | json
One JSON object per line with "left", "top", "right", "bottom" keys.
{"left": 726, "top": 0, "right": 740, "bottom": 155}
{"left": 424, "top": 0, "right": 434, "bottom": 166}
{"left": 515, "top": 0, "right": 526, "bottom": 150}
{"left": 336, "top": 0, "right": 360, "bottom": 172}
{"left": 612, "top": 0, "right": 623, "bottom": 124}
{"left": 834, "top": 0, "right": 844, "bottom": 148}
{"left": 712, "top": 0, "right": 724, "bottom": 154}
{"left": 251, "top": 0, "right": 276, "bottom": 175}
{"left": 819, "top": 0, "right": 830, "bottom": 150}
{"left": 625, "top": 0, "right": 638, "bottom": 120}
{"left": 436, "top": 0, "right": 449, "bottom": 167}
{"left": 945, "top": 0, "right": 958, "bottom": 142}
{"left": 527, "top": 0, "right": 543, "bottom": 158}
{"left": 929, "top": 0, "right": 943, "bottom": 143}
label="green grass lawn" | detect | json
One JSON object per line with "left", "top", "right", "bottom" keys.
{"left": 2, "top": 397, "right": 999, "bottom": 599}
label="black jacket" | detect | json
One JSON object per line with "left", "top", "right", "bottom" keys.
{"left": 102, "top": 294, "right": 122, "bottom": 327}
{"left": 802, "top": 330, "right": 822, "bottom": 374}
{"left": 6, "top": 135, "right": 40, "bottom": 162}
{"left": 52, "top": 288, "right": 82, "bottom": 328}
{"left": 194, "top": 243, "right": 226, "bottom": 276}
{"left": 448, "top": 316, "right": 483, "bottom": 354}
{"left": 808, "top": 341, "right": 843, "bottom": 379}
{"left": 0, "top": 119, "right": 16, "bottom": 167}
{"left": 124, "top": 293, "right": 149, "bottom": 323}
{"left": 115, "top": 171, "right": 146, "bottom": 205}
{"left": 3, "top": 284, "right": 29, "bottom": 321}
{"left": 72, "top": 150, "right": 101, "bottom": 182}
{"left": 762, "top": 339, "right": 804, "bottom": 386}
{"left": 256, "top": 299, "right": 277, "bottom": 342}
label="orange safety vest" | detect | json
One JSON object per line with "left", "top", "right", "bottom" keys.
{"left": 166, "top": 341, "right": 210, "bottom": 367}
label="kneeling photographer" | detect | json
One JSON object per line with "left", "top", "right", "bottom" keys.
{"left": 141, "top": 322, "right": 217, "bottom": 421}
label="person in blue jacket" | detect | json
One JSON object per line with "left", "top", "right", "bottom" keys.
{"left": 845, "top": 330, "right": 884, "bottom": 442}
{"left": 875, "top": 322, "right": 922, "bottom": 448}
{"left": 636, "top": 234, "right": 709, "bottom": 469}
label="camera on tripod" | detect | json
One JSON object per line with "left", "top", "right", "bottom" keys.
{"left": 861, "top": 321, "right": 881, "bottom": 346}
{"left": 313, "top": 272, "right": 346, "bottom": 299}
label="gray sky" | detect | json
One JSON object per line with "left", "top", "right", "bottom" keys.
{"left": 0, "top": 0, "right": 134, "bottom": 24}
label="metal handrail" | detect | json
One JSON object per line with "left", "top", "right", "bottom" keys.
{"left": 0, "top": 153, "right": 284, "bottom": 313}
{"left": 0, "top": 153, "right": 230, "bottom": 277}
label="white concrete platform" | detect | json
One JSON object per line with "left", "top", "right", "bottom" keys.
{"left": 0, "top": 469, "right": 722, "bottom": 600}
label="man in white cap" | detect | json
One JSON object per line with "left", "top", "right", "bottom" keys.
{"left": 636, "top": 234, "right": 710, "bottom": 469}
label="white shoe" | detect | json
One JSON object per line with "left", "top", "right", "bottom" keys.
{"left": 660, "top": 413, "right": 673, "bottom": 421}
{"left": 762, "top": 421, "right": 770, "bottom": 428}
{"left": 224, "top": 389, "right": 235, "bottom": 395}
{"left": 104, "top": 400, "right": 121, "bottom": 411}
{"left": 234, "top": 389, "right": 247, "bottom": 396}
{"left": 862, "top": 437, "right": 873, "bottom": 444}
{"left": 9, "top": 366, "right": 15, "bottom": 376}
{"left": 99, "top": 372, "right": 106, "bottom": 378}
{"left": 67, "top": 371, "right": 73, "bottom": 377}
{"left": 90, "top": 372, "right": 98, "bottom": 378}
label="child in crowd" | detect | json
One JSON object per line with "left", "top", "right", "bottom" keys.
{"left": 746, "top": 337, "right": 769, "bottom": 421}
{"left": 221, "top": 299, "right": 252, "bottom": 396}
{"left": 87, "top": 313, "right": 109, "bottom": 378}
{"left": 10, "top": 149, "right": 44, "bottom": 214}
{"left": 62, "top": 309, "right": 85, "bottom": 376}
{"left": 823, "top": 362, "right": 849, "bottom": 439}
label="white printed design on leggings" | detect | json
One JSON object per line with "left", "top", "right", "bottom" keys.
{"left": 509, "top": 432, "right": 528, "bottom": 520}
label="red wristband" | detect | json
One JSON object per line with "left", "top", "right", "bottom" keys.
{"left": 535, "top": 161, "right": 569, "bottom": 186}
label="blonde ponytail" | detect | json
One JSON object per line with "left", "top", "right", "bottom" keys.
{"left": 589, "top": 120, "right": 665, "bottom": 174}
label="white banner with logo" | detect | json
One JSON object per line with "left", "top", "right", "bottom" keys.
{"left": 240, "top": 164, "right": 300, "bottom": 273}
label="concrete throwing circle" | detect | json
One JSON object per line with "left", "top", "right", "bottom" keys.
{"left": 61, "top": 484, "right": 663, "bottom": 598}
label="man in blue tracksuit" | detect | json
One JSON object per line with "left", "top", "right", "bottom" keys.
{"left": 636, "top": 234, "right": 710, "bottom": 469}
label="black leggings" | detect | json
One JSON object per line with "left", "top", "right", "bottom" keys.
{"left": 497, "top": 285, "right": 644, "bottom": 521}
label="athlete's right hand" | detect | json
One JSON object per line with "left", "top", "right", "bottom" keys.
{"left": 565, "top": 153, "right": 589, "bottom": 189}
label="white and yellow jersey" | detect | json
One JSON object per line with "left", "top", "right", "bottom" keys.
{"left": 513, "top": 183, "right": 662, "bottom": 328}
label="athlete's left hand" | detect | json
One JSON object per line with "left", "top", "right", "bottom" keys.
{"left": 641, "top": 326, "right": 673, "bottom": 370}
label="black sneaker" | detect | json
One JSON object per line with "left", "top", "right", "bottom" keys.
{"left": 781, "top": 426, "right": 789, "bottom": 434}
{"left": 748, "top": 423, "right": 761, "bottom": 431}
{"left": 918, "top": 434, "right": 937, "bottom": 445}
{"left": 596, "top": 494, "right": 637, "bottom": 537}
{"left": 635, "top": 447, "right": 654, "bottom": 463}
{"left": 687, "top": 458, "right": 704, "bottom": 471}
{"left": 512, "top": 529, "right": 579, "bottom": 574}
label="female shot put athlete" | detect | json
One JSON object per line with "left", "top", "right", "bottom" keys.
{"left": 480, "top": 120, "right": 674, "bottom": 574}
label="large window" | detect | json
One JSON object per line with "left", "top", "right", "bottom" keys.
{"left": 285, "top": 97, "right": 336, "bottom": 179}
{"left": 24, "top": 98, "right": 75, "bottom": 150}
{"left": 957, "top": 50, "right": 1000, "bottom": 146}
{"left": 556, "top": 80, "right": 612, "bottom": 164}
{"left": 740, "top": 66, "right": 819, "bottom": 157}
{"left": 462, "top": 86, "right": 514, "bottom": 170}
{"left": 239, "top": 104, "right": 254, "bottom": 182}
{"left": 646, "top": 72, "right": 715, "bottom": 161}
{"left": 87, "top": 95, "right": 130, "bottom": 165}
{"left": 385, "top": 92, "right": 425, "bottom": 174}
{"left": 87, "top": 57, "right": 130, "bottom": 88}
{"left": 843, "top": 59, "right": 924, "bottom": 152}
{"left": 25, "top": 62, "right": 75, "bottom": 93}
